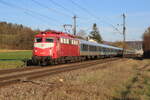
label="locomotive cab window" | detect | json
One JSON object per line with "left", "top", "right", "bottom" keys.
{"left": 35, "top": 38, "right": 42, "bottom": 42}
{"left": 45, "top": 38, "right": 54, "bottom": 42}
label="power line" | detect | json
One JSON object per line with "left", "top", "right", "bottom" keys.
{"left": 48, "top": 0, "right": 75, "bottom": 15}
{"left": 0, "top": 0, "right": 62, "bottom": 24}
{"left": 69, "top": 0, "right": 122, "bottom": 34}
{"left": 70, "top": 0, "right": 95, "bottom": 17}
{"left": 23, "top": 12, "right": 55, "bottom": 25}
{"left": 31, "top": 0, "right": 72, "bottom": 17}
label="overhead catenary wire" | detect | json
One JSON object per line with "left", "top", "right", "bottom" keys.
{"left": 31, "top": 0, "right": 72, "bottom": 17}
{"left": 48, "top": 0, "right": 76, "bottom": 15}
{"left": 23, "top": 12, "right": 57, "bottom": 26}
{"left": 24, "top": 12, "right": 48, "bottom": 22}
{"left": 0, "top": 0, "right": 63, "bottom": 24}
{"left": 69, "top": 0, "right": 96, "bottom": 17}
{"left": 0, "top": 0, "right": 123, "bottom": 35}
{"left": 24, "top": 11, "right": 64, "bottom": 31}
{"left": 69, "top": 0, "right": 122, "bottom": 34}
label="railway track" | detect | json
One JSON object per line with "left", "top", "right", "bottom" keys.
{"left": 0, "top": 58, "right": 121, "bottom": 87}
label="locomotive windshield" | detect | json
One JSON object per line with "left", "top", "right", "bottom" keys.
{"left": 35, "top": 38, "right": 42, "bottom": 42}
{"left": 45, "top": 38, "right": 54, "bottom": 42}
{"left": 34, "top": 37, "right": 54, "bottom": 43}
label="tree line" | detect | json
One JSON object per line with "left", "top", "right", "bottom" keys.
{"left": 2, "top": 21, "right": 137, "bottom": 50}
{"left": 0, "top": 22, "right": 39, "bottom": 50}
{"left": 0, "top": 22, "right": 104, "bottom": 50}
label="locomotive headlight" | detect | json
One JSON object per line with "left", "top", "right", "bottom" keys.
{"left": 35, "top": 50, "right": 37, "bottom": 52}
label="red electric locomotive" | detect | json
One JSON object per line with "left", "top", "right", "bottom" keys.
{"left": 31, "top": 30, "right": 80, "bottom": 65}
{"left": 27, "top": 30, "right": 136, "bottom": 66}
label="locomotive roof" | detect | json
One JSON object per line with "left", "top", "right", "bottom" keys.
{"left": 79, "top": 39, "right": 123, "bottom": 50}
{"left": 35, "top": 31, "right": 76, "bottom": 38}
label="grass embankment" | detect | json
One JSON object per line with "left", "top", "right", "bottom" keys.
{"left": 114, "top": 59, "right": 150, "bottom": 100}
{"left": 1, "top": 59, "right": 150, "bottom": 99}
{"left": 0, "top": 50, "right": 32, "bottom": 69}
{"left": 0, "top": 59, "right": 137, "bottom": 100}
{"left": 39, "top": 59, "right": 150, "bottom": 100}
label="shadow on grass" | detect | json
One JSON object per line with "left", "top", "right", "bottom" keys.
{"left": 132, "top": 57, "right": 144, "bottom": 60}
{"left": 0, "top": 59, "right": 21, "bottom": 61}
{"left": 0, "top": 58, "right": 28, "bottom": 61}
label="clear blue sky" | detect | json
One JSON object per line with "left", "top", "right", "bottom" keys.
{"left": 0, "top": 0, "right": 150, "bottom": 41}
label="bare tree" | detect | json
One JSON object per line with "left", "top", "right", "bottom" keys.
{"left": 77, "top": 29, "right": 87, "bottom": 39}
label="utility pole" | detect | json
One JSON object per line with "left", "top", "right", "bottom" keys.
{"left": 73, "top": 15, "right": 77, "bottom": 35}
{"left": 122, "top": 13, "right": 126, "bottom": 57}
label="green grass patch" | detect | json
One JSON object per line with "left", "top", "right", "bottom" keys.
{"left": 0, "top": 50, "right": 32, "bottom": 60}
{"left": 0, "top": 50, "right": 32, "bottom": 69}
{"left": 0, "top": 61, "right": 25, "bottom": 69}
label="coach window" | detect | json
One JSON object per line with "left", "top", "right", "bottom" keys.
{"left": 73, "top": 40, "right": 76, "bottom": 45}
{"left": 112, "top": 49, "right": 114, "bottom": 53}
{"left": 96, "top": 46, "right": 99, "bottom": 51}
{"left": 75, "top": 40, "right": 78, "bottom": 45}
{"left": 63, "top": 39, "right": 65, "bottom": 44}
{"left": 60, "top": 38, "right": 63, "bottom": 43}
{"left": 103, "top": 48, "right": 106, "bottom": 52}
{"left": 65, "top": 39, "right": 69, "bottom": 44}
{"left": 99, "top": 47, "right": 101, "bottom": 51}
{"left": 108, "top": 49, "right": 110, "bottom": 52}
{"left": 73, "top": 40, "right": 75, "bottom": 45}
{"left": 104, "top": 48, "right": 106, "bottom": 52}
{"left": 66, "top": 39, "right": 68, "bottom": 44}
{"left": 45, "top": 38, "right": 54, "bottom": 42}
{"left": 75, "top": 40, "right": 77, "bottom": 45}
{"left": 82, "top": 44, "right": 88, "bottom": 51}
{"left": 74, "top": 40, "right": 76, "bottom": 45}
{"left": 63, "top": 38, "right": 65, "bottom": 44}
{"left": 35, "top": 38, "right": 42, "bottom": 42}
{"left": 71, "top": 40, "right": 74, "bottom": 45}
{"left": 66, "top": 39, "right": 69, "bottom": 44}
{"left": 94, "top": 46, "right": 97, "bottom": 51}
{"left": 92, "top": 46, "right": 94, "bottom": 51}
{"left": 110, "top": 49, "right": 112, "bottom": 53}
{"left": 69, "top": 39, "right": 72, "bottom": 44}
{"left": 89, "top": 45, "right": 92, "bottom": 51}
{"left": 69, "top": 39, "right": 71, "bottom": 44}
{"left": 64, "top": 38, "right": 67, "bottom": 44}
{"left": 71, "top": 40, "right": 73, "bottom": 45}
{"left": 106, "top": 48, "right": 108, "bottom": 52}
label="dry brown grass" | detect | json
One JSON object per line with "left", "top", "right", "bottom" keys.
{"left": 0, "top": 58, "right": 150, "bottom": 100}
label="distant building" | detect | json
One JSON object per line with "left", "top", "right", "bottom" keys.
{"left": 126, "top": 41, "right": 143, "bottom": 54}
{"left": 126, "top": 41, "right": 142, "bottom": 50}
